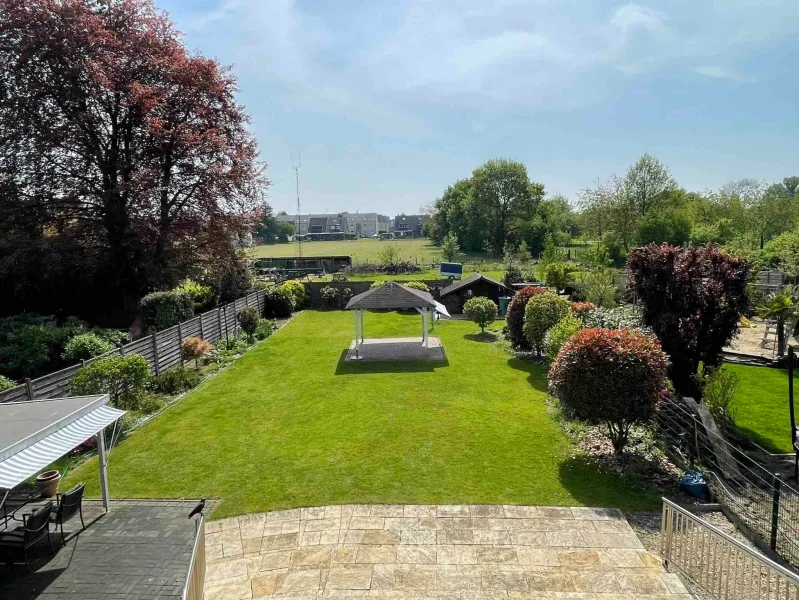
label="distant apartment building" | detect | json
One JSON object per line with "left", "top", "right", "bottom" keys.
{"left": 391, "top": 214, "right": 425, "bottom": 238}
{"left": 276, "top": 213, "right": 390, "bottom": 238}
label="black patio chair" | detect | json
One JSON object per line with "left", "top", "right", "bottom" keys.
{"left": 51, "top": 483, "right": 85, "bottom": 545}
{"left": 0, "top": 500, "right": 55, "bottom": 572}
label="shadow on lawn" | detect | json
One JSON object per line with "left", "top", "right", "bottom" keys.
{"left": 334, "top": 349, "right": 449, "bottom": 375}
{"left": 557, "top": 455, "right": 662, "bottom": 511}
{"left": 507, "top": 357, "right": 549, "bottom": 393}
{"left": 464, "top": 332, "right": 499, "bottom": 343}
{"left": 733, "top": 425, "right": 790, "bottom": 455}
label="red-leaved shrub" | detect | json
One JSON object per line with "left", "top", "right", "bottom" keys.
{"left": 570, "top": 302, "right": 596, "bottom": 320}
{"left": 627, "top": 244, "right": 750, "bottom": 399}
{"left": 548, "top": 328, "right": 668, "bottom": 453}
{"left": 181, "top": 337, "right": 213, "bottom": 368}
{"left": 505, "top": 286, "right": 547, "bottom": 349}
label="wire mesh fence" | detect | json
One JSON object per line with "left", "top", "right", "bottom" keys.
{"left": 656, "top": 397, "right": 799, "bottom": 570}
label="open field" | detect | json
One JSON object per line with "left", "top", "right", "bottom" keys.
{"left": 65, "top": 311, "right": 660, "bottom": 518}
{"left": 725, "top": 363, "right": 796, "bottom": 454}
{"left": 248, "top": 238, "right": 450, "bottom": 263}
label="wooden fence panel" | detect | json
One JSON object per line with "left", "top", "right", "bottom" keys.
{"left": 0, "top": 288, "right": 267, "bottom": 403}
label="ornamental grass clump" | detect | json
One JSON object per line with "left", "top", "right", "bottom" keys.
{"left": 522, "top": 292, "right": 570, "bottom": 355}
{"left": 548, "top": 328, "right": 668, "bottom": 454}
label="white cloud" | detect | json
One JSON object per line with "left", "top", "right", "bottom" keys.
{"left": 694, "top": 65, "right": 752, "bottom": 82}
{"left": 610, "top": 4, "right": 665, "bottom": 33}
{"left": 179, "top": 0, "right": 799, "bottom": 127}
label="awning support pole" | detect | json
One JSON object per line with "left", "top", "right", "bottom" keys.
{"left": 96, "top": 428, "right": 110, "bottom": 513}
{"left": 360, "top": 310, "right": 365, "bottom": 343}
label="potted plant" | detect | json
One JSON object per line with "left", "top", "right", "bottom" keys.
{"left": 36, "top": 469, "right": 61, "bottom": 498}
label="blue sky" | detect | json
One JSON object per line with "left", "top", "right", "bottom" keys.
{"left": 159, "top": 0, "right": 799, "bottom": 215}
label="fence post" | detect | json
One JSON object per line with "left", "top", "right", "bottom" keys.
{"left": 692, "top": 415, "right": 701, "bottom": 467}
{"left": 223, "top": 306, "right": 229, "bottom": 344}
{"left": 177, "top": 322, "right": 184, "bottom": 367}
{"left": 25, "top": 378, "right": 34, "bottom": 401}
{"left": 199, "top": 315, "right": 205, "bottom": 340}
{"left": 119, "top": 341, "right": 125, "bottom": 356}
{"left": 771, "top": 473, "right": 782, "bottom": 551}
{"left": 152, "top": 332, "right": 160, "bottom": 376}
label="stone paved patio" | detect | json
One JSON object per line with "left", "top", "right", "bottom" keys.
{"left": 0, "top": 499, "right": 199, "bottom": 600}
{"left": 204, "top": 504, "right": 692, "bottom": 599}
{"left": 345, "top": 338, "right": 446, "bottom": 363}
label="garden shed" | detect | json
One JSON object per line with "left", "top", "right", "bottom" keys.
{"left": 439, "top": 273, "right": 512, "bottom": 314}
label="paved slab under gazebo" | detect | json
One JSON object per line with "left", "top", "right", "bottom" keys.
{"left": 344, "top": 282, "right": 449, "bottom": 362}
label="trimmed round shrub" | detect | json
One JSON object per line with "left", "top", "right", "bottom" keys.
{"left": 237, "top": 306, "right": 260, "bottom": 342}
{"left": 340, "top": 288, "right": 353, "bottom": 308}
{"left": 505, "top": 286, "right": 548, "bottom": 349}
{"left": 263, "top": 287, "right": 294, "bottom": 319}
{"left": 181, "top": 337, "right": 213, "bottom": 368}
{"left": 140, "top": 290, "right": 194, "bottom": 333}
{"left": 548, "top": 328, "right": 668, "bottom": 453}
{"left": 0, "top": 375, "right": 16, "bottom": 392}
{"left": 522, "top": 292, "right": 571, "bottom": 355}
{"left": 464, "top": 296, "right": 498, "bottom": 333}
{"left": 254, "top": 319, "right": 276, "bottom": 340}
{"left": 544, "top": 315, "right": 582, "bottom": 363}
{"left": 150, "top": 367, "right": 201, "bottom": 395}
{"left": 71, "top": 354, "right": 150, "bottom": 410}
{"left": 404, "top": 281, "right": 429, "bottom": 292}
{"left": 321, "top": 286, "right": 339, "bottom": 308}
{"left": 62, "top": 332, "right": 115, "bottom": 363}
{"left": 278, "top": 280, "right": 308, "bottom": 309}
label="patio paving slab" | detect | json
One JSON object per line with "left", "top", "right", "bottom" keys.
{"left": 204, "top": 504, "right": 693, "bottom": 599}
{"left": 0, "top": 499, "right": 200, "bottom": 600}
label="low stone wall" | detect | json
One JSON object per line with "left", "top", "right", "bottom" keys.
{"left": 303, "top": 280, "right": 450, "bottom": 309}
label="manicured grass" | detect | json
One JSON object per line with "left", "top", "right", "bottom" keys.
{"left": 724, "top": 363, "right": 796, "bottom": 454}
{"left": 249, "top": 238, "right": 448, "bottom": 263}
{"left": 65, "top": 311, "right": 661, "bottom": 518}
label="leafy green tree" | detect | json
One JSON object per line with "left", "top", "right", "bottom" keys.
{"left": 624, "top": 153, "right": 678, "bottom": 215}
{"left": 784, "top": 176, "right": 799, "bottom": 197}
{"left": 470, "top": 159, "right": 544, "bottom": 255}
{"left": 464, "top": 297, "right": 498, "bottom": 333}
{"left": 71, "top": 354, "right": 150, "bottom": 410}
{"left": 517, "top": 240, "right": 531, "bottom": 263}
{"left": 377, "top": 245, "right": 400, "bottom": 267}
{"left": 440, "top": 233, "right": 461, "bottom": 262}
{"left": 636, "top": 210, "right": 692, "bottom": 246}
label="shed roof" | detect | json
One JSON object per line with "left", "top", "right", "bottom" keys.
{"left": 439, "top": 273, "right": 511, "bottom": 297}
{"left": 346, "top": 282, "right": 437, "bottom": 310}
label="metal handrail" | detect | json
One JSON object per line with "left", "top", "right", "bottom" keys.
{"left": 182, "top": 515, "right": 206, "bottom": 600}
{"left": 661, "top": 498, "right": 799, "bottom": 599}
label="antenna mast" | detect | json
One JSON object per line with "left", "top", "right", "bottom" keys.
{"left": 291, "top": 151, "right": 302, "bottom": 258}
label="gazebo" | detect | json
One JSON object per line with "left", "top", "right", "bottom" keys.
{"left": 345, "top": 282, "right": 449, "bottom": 362}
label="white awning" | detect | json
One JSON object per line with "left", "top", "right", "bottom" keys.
{"left": 0, "top": 404, "right": 125, "bottom": 489}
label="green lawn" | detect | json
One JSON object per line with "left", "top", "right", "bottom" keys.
{"left": 249, "top": 238, "right": 448, "bottom": 263}
{"left": 65, "top": 311, "right": 660, "bottom": 518}
{"left": 724, "top": 363, "right": 796, "bottom": 454}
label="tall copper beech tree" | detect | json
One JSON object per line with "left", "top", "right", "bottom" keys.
{"left": 0, "top": 0, "right": 266, "bottom": 319}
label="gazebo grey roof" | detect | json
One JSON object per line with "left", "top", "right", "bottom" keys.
{"left": 345, "top": 281, "right": 437, "bottom": 310}
{"left": 439, "top": 273, "right": 511, "bottom": 297}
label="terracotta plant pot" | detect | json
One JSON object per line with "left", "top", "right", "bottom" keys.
{"left": 36, "top": 470, "right": 61, "bottom": 498}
